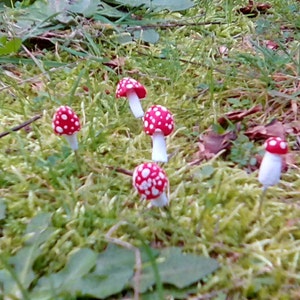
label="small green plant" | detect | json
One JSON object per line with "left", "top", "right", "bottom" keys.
{"left": 229, "top": 134, "right": 258, "bottom": 168}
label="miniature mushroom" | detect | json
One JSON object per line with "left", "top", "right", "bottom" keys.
{"left": 116, "top": 77, "right": 147, "bottom": 118}
{"left": 133, "top": 162, "right": 169, "bottom": 207}
{"left": 258, "top": 136, "right": 288, "bottom": 190}
{"left": 143, "top": 105, "right": 174, "bottom": 163}
{"left": 52, "top": 106, "right": 81, "bottom": 151}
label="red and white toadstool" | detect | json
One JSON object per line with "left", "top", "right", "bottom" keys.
{"left": 133, "top": 162, "right": 169, "bottom": 207}
{"left": 52, "top": 106, "right": 81, "bottom": 151}
{"left": 116, "top": 77, "right": 147, "bottom": 118}
{"left": 143, "top": 105, "right": 174, "bottom": 162}
{"left": 258, "top": 136, "right": 288, "bottom": 190}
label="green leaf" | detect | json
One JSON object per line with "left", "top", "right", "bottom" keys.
{"left": 115, "top": 0, "right": 195, "bottom": 11}
{"left": 0, "top": 198, "right": 6, "bottom": 220}
{"left": 48, "top": 0, "right": 100, "bottom": 23}
{"left": 0, "top": 37, "right": 22, "bottom": 55}
{"left": 139, "top": 247, "right": 219, "bottom": 292}
{"left": 25, "top": 212, "right": 52, "bottom": 234}
{"left": 78, "top": 244, "right": 136, "bottom": 298}
{"left": 133, "top": 29, "right": 160, "bottom": 44}
{"left": 77, "top": 244, "right": 159, "bottom": 299}
{"left": 24, "top": 213, "right": 55, "bottom": 246}
{"left": 36, "top": 248, "right": 97, "bottom": 294}
{"left": 142, "top": 286, "right": 198, "bottom": 300}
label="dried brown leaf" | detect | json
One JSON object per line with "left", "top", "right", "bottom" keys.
{"left": 237, "top": 0, "right": 271, "bottom": 16}
{"left": 202, "top": 129, "right": 237, "bottom": 155}
{"left": 264, "top": 40, "right": 279, "bottom": 50}
{"left": 103, "top": 57, "right": 126, "bottom": 73}
{"left": 218, "top": 105, "right": 262, "bottom": 127}
{"left": 245, "top": 119, "right": 286, "bottom": 140}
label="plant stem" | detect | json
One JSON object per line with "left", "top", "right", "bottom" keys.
{"left": 258, "top": 187, "right": 268, "bottom": 215}
{"left": 74, "top": 150, "right": 82, "bottom": 174}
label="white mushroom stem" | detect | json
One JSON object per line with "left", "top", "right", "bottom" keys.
{"left": 151, "top": 132, "right": 168, "bottom": 163}
{"left": 127, "top": 90, "right": 144, "bottom": 118}
{"left": 151, "top": 192, "right": 168, "bottom": 207}
{"left": 64, "top": 133, "right": 78, "bottom": 151}
{"left": 258, "top": 151, "right": 282, "bottom": 190}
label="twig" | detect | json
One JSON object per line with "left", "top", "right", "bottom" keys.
{"left": 105, "top": 165, "right": 133, "bottom": 176}
{"left": 125, "top": 21, "right": 227, "bottom": 31}
{"left": 0, "top": 114, "right": 42, "bottom": 139}
{"left": 105, "top": 221, "right": 142, "bottom": 300}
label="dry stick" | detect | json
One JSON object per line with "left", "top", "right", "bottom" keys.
{"left": 105, "top": 221, "right": 142, "bottom": 300}
{"left": 105, "top": 165, "right": 133, "bottom": 176}
{"left": 0, "top": 114, "right": 42, "bottom": 139}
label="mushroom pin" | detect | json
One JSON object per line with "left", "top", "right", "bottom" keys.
{"left": 133, "top": 162, "right": 169, "bottom": 207}
{"left": 143, "top": 105, "right": 174, "bottom": 163}
{"left": 116, "top": 77, "right": 147, "bottom": 118}
{"left": 258, "top": 136, "right": 288, "bottom": 211}
{"left": 52, "top": 106, "right": 81, "bottom": 151}
{"left": 258, "top": 137, "right": 288, "bottom": 189}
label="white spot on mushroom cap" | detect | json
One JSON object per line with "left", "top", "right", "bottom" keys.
{"left": 61, "top": 114, "right": 68, "bottom": 120}
{"left": 126, "top": 83, "right": 134, "bottom": 89}
{"left": 141, "top": 168, "right": 150, "bottom": 178}
{"left": 56, "top": 126, "right": 63, "bottom": 133}
{"left": 280, "top": 142, "right": 287, "bottom": 149}
{"left": 151, "top": 187, "right": 159, "bottom": 196}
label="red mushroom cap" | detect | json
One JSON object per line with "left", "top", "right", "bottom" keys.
{"left": 143, "top": 105, "right": 174, "bottom": 136}
{"left": 264, "top": 137, "right": 288, "bottom": 155}
{"left": 116, "top": 77, "right": 147, "bottom": 99}
{"left": 133, "top": 162, "right": 168, "bottom": 200}
{"left": 52, "top": 106, "right": 81, "bottom": 136}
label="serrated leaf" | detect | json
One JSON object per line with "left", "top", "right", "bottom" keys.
{"left": 139, "top": 247, "right": 219, "bottom": 292}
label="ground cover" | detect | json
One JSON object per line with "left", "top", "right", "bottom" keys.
{"left": 0, "top": 0, "right": 299, "bottom": 299}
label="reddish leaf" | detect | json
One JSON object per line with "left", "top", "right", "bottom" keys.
{"left": 202, "top": 129, "right": 237, "bottom": 155}
{"left": 245, "top": 119, "right": 286, "bottom": 140}
{"left": 217, "top": 105, "right": 262, "bottom": 127}
{"left": 264, "top": 40, "right": 279, "bottom": 50}
{"left": 103, "top": 57, "right": 126, "bottom": 73}
{"left": 237, "top": 0, "right": 271, "bottom": 16}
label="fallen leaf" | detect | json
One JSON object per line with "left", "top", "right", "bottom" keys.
{"left": 217, "top": 104, "right": 262, "bottom": 127}
{"left": 264, "top": 40, "right": 279, "bottom": 50}
{"left": 103, "top": 57, "right": 126, "bottom": 72}
{"left": 219, "top": 45, "right": 229, "bottom": 56}
{"left": 245, "top": 119, "right": 286, "bottom": 140}
{"left": 237, "top": 0, "right": 271, "bottom": 16}
{"left": 201, "top": 129, "right": 237, "bottom": 155}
